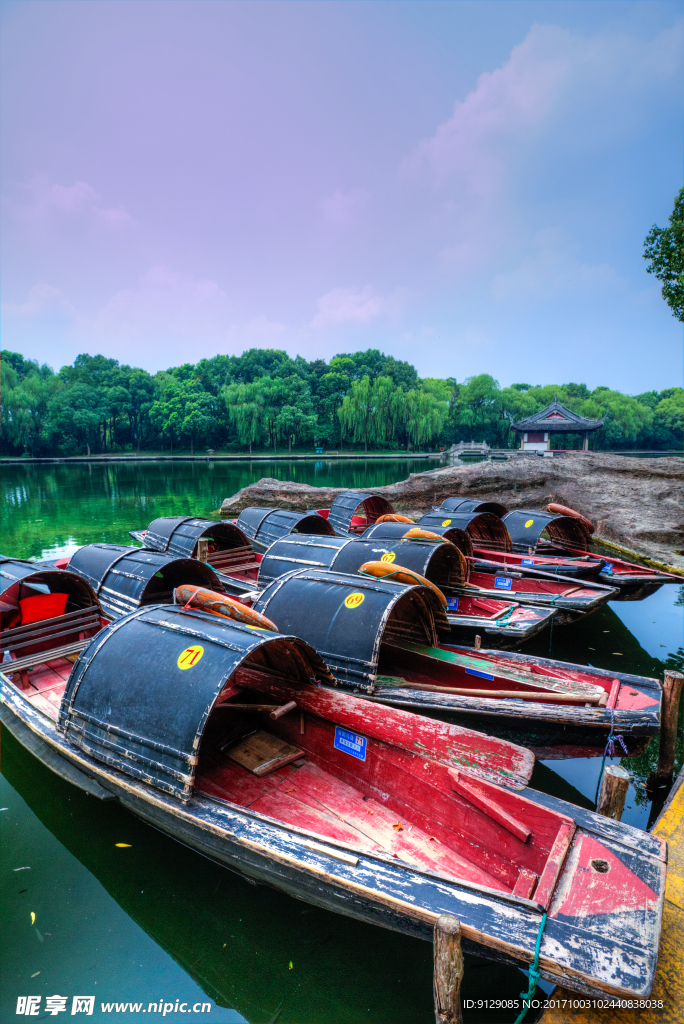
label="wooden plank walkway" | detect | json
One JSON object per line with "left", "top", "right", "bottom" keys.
{"left": 539, "top": 769, "right": 683, "bottom": 1024}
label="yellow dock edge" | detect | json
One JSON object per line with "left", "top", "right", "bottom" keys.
{"left": 591, "top": 536, "right": 683, "bottom": 576}
{"left": 538, "top": 769, "right": 683, "bottom": 1024}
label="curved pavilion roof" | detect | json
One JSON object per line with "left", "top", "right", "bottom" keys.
{"left": 510, "top": 396, "right": 605, "bottom": 434}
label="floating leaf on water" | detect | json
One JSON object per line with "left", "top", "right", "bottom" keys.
{"left": 612, "top": 653, "right": 623, "bottom": 656}
{"left": 115, "top": 843, "right": 132, "bottom": 848}
{"left": 31, "top": 972, "right": 40, "bottom": 978}
{"left": 14, "top": 866, "right": 30, "bottom": 871}
{"left": 30, "top": 912, "right": 35, "bottom": 925}
{"left": 288, "top": 961, "right": 293, "bottom": 970}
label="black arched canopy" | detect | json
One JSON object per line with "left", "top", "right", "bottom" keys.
{"left": 502, "top": 511, "right": 590, "bottom": 553}
{"left": 326, "top": 491, "right": 394, "bottom": 536}
{"left": 68, "top": 544, "right": 223, "bottom": 620}
{"left": 58, "top": 604, "right": 332, "bottom": 801}
{"left": 236, "top": 508, "right": 336, "bottom": 553}
{"left": 257, "top": 536, "right": 349, "bottom": 585}
{"left": 417, "top": 512, "right": 512, "bottom": 552}
{"left": 141, "top": 516, "right": 257, "bottom": 573}
{"left": 257, "top": 535, "right": 468, "bottom": 590}
{"left": 254, "top": 568, "right": 450, "bottom": 688}
{"left": 362, "top": 522, "right": 474, "bottom": 559}
{"left": 439, "top": 497, "right": 509, "bottom": 518}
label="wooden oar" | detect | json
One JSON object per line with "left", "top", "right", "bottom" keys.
{"left": 374, "top": 679, "right": 607, "bottom": 704}
{"left": 388, "top": 640, "right": 606, "bottom": 700}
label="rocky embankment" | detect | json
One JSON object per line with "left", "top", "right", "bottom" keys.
{"left": 220, "top": 452, "right": 684, "bottom": 571}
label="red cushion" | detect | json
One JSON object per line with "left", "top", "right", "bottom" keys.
{"left": 19, "top": 593, "right": 69, "bottom": 625}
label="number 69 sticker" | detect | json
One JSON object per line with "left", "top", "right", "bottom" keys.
{"left": 178, "top": 645, "right": 204, "bottom": 669}
{"left": 344, "top": 593, "right": 365, "bottom": 609}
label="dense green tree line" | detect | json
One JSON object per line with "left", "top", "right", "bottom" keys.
{"left": 1, "top": 348, "right": 681, "bottom": 456}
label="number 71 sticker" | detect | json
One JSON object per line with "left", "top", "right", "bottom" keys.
{"left": 178, "top": 645, "right": 204, "bottom": 669}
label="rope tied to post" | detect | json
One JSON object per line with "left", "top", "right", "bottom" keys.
{"left": 514, "top": 912, "right": 547, "bottom": 1024}
{"left": 594, "top": 706, "right": 628, "bottom": 803}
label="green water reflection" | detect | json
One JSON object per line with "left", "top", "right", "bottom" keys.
{"left": 1, "top": 461, "right": 682, "bottom": 1023}
{"left": 0, "top": 459, "right": 439, "bottom": 561}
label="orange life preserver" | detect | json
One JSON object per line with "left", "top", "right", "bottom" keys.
{"left": 358, "top": 561, "right": 447, "bottom": 608}
{"left": 402, "top": 527, "right": 449, "bottom": 544}
{"left": 174, "top": 585, "right": 278, "bottom": 632}
{"left": 545, "top": 504, "right": 594, "bottom": 534}
{"left": 375, "top": 514, "right": 415, "bottom": 524}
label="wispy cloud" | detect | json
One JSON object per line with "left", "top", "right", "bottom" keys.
{"left": 2, "top": 282, "right": 71, "bottom": 317}
{"left": 319, "top": 188, "right": 370, "bottom": 226}
{"left": 491, "top": 229, "right": 619, "bottom": 300}
{"left": 91, "top": 265, "right": 225, "bottom": 339}
{"left": 310, "top": 285, "right": 401, "bottom": 329}
{"left": 7, "top": 176, "right": 134, "bottom": 228}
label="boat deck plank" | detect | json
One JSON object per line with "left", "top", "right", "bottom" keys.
{"left": 539, "top": 774, "right": 682, "bottom": 1023}
{"left": 196, "top": 749, "right": 505, "bottom": 889}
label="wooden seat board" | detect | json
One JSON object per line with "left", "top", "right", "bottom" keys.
{"left": 197, "top": 747, "right": 505, "bottom": 888}
{"left": 280, "top": 761, "right": 504, "bottom": 887}
{"left": 223, "top": 730, "right": 303, "bottom": 776}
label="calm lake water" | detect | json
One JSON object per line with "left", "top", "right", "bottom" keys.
{"left": 1, "top": 460, "right": 682, "bottom": 1024}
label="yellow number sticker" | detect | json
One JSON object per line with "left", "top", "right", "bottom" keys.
{"left": 524, "top": 519, "right": 534, "bottom": 528}
{"left": 177, "top": 645, "right": 204, "bottom": 670}
{"left": 344, "top": 593, "right": 365, "bottom": 609}
{"left": 441, "top": 519, "right": 452, "bottom": 527}
{"left": 380, "top": 552, "right": 396, "bottom": 563}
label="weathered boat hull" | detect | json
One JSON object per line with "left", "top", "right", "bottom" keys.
{"left": 367, "top": 644, "right": 661, "bottom": 758}
{"left": 446, "top": 604, "right": 556, "bottom": 648}
{"left": 0, "top": 687, "right": 667, "bottom": 1000}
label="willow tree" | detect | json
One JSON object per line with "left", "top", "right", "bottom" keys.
{"left": 404, "top": 387, "right": 449, "bottom": 450}
{"left": 337, "top": 374, "right": 402, "bottom": 452}
{"left": 222, "top": 380, "right": 265, "bottom": 454}
{"left": 338, "top": 375, "right": 374, "bottom": 452}
{"left": 372, "top": 375, "right": 403, "bottom": 446}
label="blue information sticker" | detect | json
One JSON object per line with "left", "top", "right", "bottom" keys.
{"left": 334, "top": 726, "right": 367, "bottom": 761}
{"left": 446, "top": 597, "right": 459, "bottom": 611}
{"left": 521, "top": 558, "right": 534, "bottom": 565}
{"left": 604, "top": 563, "right": 613, "bottom": 573}
{"left": 466, "top": 667, "right": 495, "bottom": 681}
{"left": 494, "top": 576, "right": 513, "bottom": 590}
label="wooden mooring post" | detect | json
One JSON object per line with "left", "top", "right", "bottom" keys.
{"left": 596, "top": 765, "right": 630, "bottom": 820}
{"left": 433, "top": 914, "right": 464, "bottom": 1024}
{"left": 197, "top": 538, "right": 209, "bottom": 563}
{"left": 655, "top": 670, "right": 684, "bottom": 785}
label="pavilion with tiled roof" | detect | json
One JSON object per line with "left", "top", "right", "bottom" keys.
{"left": 511, "top": 396, "right": 605, "bottom": 451}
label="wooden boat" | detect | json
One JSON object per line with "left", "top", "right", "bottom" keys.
{"left": 358, "top": 525, "right": 617, "bottom": 625}
{"left": 0, "top": 559, "right": 109, "bottom": 702}
{"left": 502, "top": 509, "right": 683, "bottom": 588}
{"left": 316, "top": 492, "right": 603, "bottom": 580}
{"left": 56, "top": 544, "right": 225, "bottom": 620}
{"left": 323, "top": 490, "right": 395, "bottom": 536}
{"left": 223, "top": 517, "right": 614, "bottom": 635}
{"left": 129, "top": 515, "right": 261, "bottom": 587}
{"left": 248, "top": 568, "right": 661, "bottom": 758}
{"left": 318, "top": 492, "right": 682, "bottom": 588}
{"left": 250, "top": 534, "right": 554, "bottom": 645}
{"left": 0, "top": 602, "right": 667, "bottom": 1000}
{"left": 432, "top": 498, "right": 681, "bottom": 588}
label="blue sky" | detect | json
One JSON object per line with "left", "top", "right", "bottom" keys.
{"left": 1, "top": 0, "right": 682, "bottom": 390}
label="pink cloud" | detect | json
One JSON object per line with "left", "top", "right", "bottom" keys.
{"left": 8, "top": 176, "right": 134, "bottom": 227}
{"left": 310, "top": 285, "right": 401, "bottom": 329}
{"left": 319, "top": 188, "right": 370, "bottom": 226}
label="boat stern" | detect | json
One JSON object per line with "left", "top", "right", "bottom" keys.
{"left": 543, "top": 827, "right": 667, "bottom": 997}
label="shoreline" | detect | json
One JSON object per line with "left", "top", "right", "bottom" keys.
{"left": 1, "top": 449, "right": 680, "bottom": 466}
